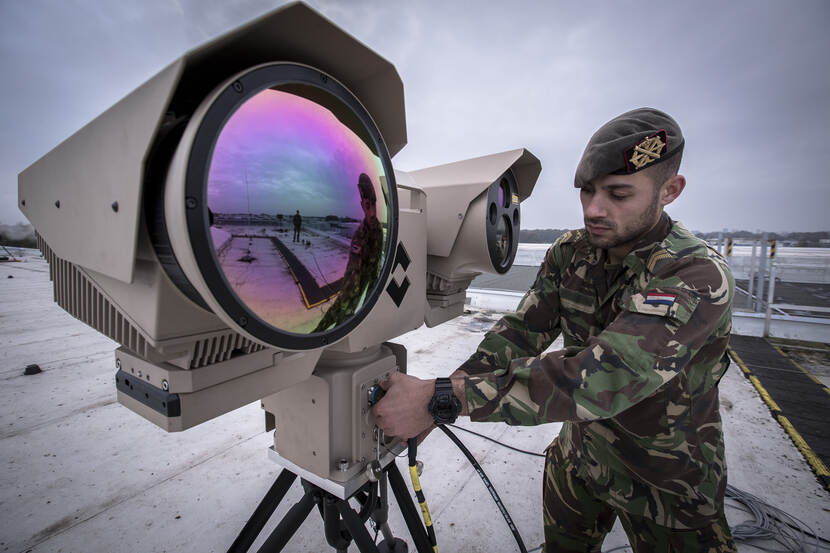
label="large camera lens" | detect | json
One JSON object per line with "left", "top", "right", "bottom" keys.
{"left": 183, "top": 64, "right": 397, "bottom": 349}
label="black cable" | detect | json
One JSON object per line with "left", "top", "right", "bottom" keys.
{"left": 438, "top": 425, "right": 528, "bottom": 553}
{"left": 449, "top": 422, "right": 830, "bottom": 552}
{"left": 448, "top": 423, "right": 545, "bottom": 458}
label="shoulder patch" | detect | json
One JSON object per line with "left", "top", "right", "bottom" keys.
{"left": 628, "top": 287, "right": 698, "bottom": 324}
{"left": 557, "top": 229, "right": 585, "bottom": 245}
{"left": 646, "top": 248, "right": 674, "bottom": 273}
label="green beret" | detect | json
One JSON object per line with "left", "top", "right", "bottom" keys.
{"left": 574, "top": 108, "right": 684, "bottom": 188}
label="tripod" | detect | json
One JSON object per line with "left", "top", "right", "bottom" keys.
{"left": 227, "top": 461, "right": 433, "bottom": 553}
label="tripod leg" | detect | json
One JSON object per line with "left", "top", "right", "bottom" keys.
{"left": 387, "top": 463, "right": 433, "bottom": 553}
{"left": 323, "top": 496, "right": 351, "bottom": 551}
{"left": 375, "top": 474, "right": 396, "bottom": 544}
{"left": 256, "top": 488, "right": 318, "bottom": 553}
{"left": 228, "top": 470, "right": 297, "bottom": 553}
{"left": 336, "top": 498, "right": 382, "bottom": 553}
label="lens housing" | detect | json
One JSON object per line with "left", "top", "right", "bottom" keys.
{"left": 485, "top": 171, "right": 519, "bottom": 273}
{"left": 160, "top": 63, "right": 398, "bottom": 350}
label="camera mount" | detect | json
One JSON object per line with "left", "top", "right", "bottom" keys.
{"left": 227, "top": 463, "right": 432, "bottom": 553}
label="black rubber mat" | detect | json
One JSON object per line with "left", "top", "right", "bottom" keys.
{"left": 268, "top": 236, "right": 343, "bottom": 308}
{"left": 728, "top": 334, "right": 830, "bottom": 489}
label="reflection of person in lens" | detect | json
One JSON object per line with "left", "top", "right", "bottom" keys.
{"left": 292, "top": 210, "right": 302, "bottom": 242}
{"left": 314, "top": 173, "right": 383, "bottom": 332}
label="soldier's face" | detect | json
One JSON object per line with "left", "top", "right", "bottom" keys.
{"left": 580, "top": 171, "right": 662, "bottom": 254}
{"left": 361, "top": 197, "right": 377, "bottom": 220}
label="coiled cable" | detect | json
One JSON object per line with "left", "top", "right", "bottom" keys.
{"left": 448, "top": 423, "right": 830, "bottom": 553}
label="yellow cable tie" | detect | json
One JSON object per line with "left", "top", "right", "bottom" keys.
{"left": 409, "top": 465, "right": 422, "bottom": 492}
{"left": 420, "top": 501, "right": 433, "bottom": 527}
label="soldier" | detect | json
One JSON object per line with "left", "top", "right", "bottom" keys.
{"left": 292, "top": 210, "right": 302, "bottom": 242}
{"left": 374, "top": 108, "right": 737, "bottom": 552}
{"left": 313, "top": 173, "right": 383, "bottom": 332}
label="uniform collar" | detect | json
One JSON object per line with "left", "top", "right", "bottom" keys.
{"left": 578, "top": 212, "right": 673, "bottom": 268}
{"left": 621, "top": 212, "right": 673, "bottom": 275}
{"left": 579, "top": 213, "right": 673, "bottom": 307}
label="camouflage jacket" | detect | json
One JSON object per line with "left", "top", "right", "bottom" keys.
{"left": 315, "top": 218, "right": 383, "bottom": 331}
{"left": 459, "top": 213, "right": 735, "bottom": 528}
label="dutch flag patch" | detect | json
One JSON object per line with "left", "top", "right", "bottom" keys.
{"left": 644, "top": 293, "right": 677, "bottom": 307}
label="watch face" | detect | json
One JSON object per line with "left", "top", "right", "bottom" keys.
{"left": 430, "top": 379, "right": 460, "bottom": 424}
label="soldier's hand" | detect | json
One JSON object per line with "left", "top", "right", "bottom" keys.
{"left": 373, "top": 372, "right": 434, "bottom": 439}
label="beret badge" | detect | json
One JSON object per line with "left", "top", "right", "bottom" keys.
{"left": 625, "top": 130, "right": 667, "bottom": 171}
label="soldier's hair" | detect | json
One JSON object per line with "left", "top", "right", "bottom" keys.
{"left": 645, "top": 152, "right": 683, "bottom": 189}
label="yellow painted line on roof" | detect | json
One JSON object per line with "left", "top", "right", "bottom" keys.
{"left": 729, "top": 346, "right": 830, "bottom": 489}
{"left": 728, "top": 347, "right": 783, "bottom": 412}
{"left": 727, "top": 347, "right": 753, "bottom": 376}
{"left": 771, "top": 343, "right": 830, "bottom": 398}
{"left": 748, "top": 375, "right": 784, "bottom": 413}
{"left": 776, "top": 414, "right": 830, "bottom": 478}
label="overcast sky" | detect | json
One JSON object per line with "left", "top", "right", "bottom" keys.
{"left": 2, "top": 0, "right": 829, "bottom": 232}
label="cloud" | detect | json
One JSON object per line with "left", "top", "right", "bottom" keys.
{"left": 3, "top": 0, "right": 829, "bottom": 231}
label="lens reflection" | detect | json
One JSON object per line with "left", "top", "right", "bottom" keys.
{"left": 494, "top": 215, "right": 512, "bottom": 267}
{"left": 499, "top": 179, "right": 511, "bottom": 208}
{"left": 206, "top": 88, "right": 389, "bottom": 335}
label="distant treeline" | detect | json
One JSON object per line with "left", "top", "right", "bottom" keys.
{"left": 520, "top": 228, "right": 569, "bottom": 243}
{"left": 693, "top": 230, "right": 830, "bottom": 247}
{"left": 693, "top": 230, "right": 829, "bottom": 241}
{"left": 0, "top": 223, "right": 36, "bottom": 248}
{"left": 2, "top": 221, "right": 829, "bottom": 249}
{"left": 520, "top": 228, "right": 830, "bottom": 247}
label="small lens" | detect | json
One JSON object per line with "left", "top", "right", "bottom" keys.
{"left": 494, "top": 215, "right": 512, "bottom": 267}
{"left": 499, "top": 179, "right": 511, "bottom": 208}
{"left": 489, "top": 202, "right": 498, "bottom": 225}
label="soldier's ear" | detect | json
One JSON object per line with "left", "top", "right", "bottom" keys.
{"left": 659, "top": 174, "right": 685, "bottom": 207}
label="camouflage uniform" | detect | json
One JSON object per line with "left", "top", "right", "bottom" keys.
{"left": 459, "top": 213, "right": 736, "bottom": 551}
{"left": 313, "top": 218, "right": 383, "bottom": 332}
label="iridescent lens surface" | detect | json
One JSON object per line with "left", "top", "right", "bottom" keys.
{"left": 206, "top": 88, "right": 389, "bottom": 334}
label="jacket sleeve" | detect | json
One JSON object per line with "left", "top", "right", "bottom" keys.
{"left": 457, "top": 241, "right": 565, "bottom": 377}
{"left": 464, "top": 256, "right": 734, "bottom": 426}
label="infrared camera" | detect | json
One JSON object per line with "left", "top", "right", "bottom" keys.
{"left": 18, "top": 2, "right": 540, "bottom": 491}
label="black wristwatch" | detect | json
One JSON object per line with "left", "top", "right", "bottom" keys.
{"left": 428, "top": 377, "right": 462, "bottom": 425}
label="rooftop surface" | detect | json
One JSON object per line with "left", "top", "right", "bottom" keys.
{"left": 1, "top": 249, "right": 828, "bottom": 552}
